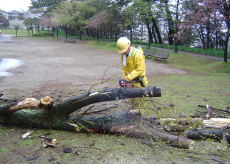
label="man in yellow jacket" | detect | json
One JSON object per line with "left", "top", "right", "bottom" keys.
{"left": 116, "top": 37, "right": 148, "bottom": 88}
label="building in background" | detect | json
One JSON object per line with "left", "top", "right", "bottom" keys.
{"left": 0, "top": 9, "right": 25, "bottom": 29}
{"left": 0, "top": 10, "right": 9, "bottom": 19}
{"left": 8, "top": 10, "right": 24, "bottom": 20}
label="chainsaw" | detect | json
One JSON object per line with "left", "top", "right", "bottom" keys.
{"left": 119, "top": 77, "right": 145, "bottom": 88}
{"left": 119, "top": 79, "right": 134, "bottom": 88}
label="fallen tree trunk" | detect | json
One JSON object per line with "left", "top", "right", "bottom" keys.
{"left": 1, "top": 87, "right": 195, "bottom": 147}
{"left": 185, "top": 128, "right": 230, "bottom": 144}
{"left": 159, "top": 118, "right": 230, "bottom": 143}
{"left": 185, "top": 129, "right": 224, "bottom": 141}
{"left": 3, "top": 109, "right": 193, "bottom": 148}
{"left": 0, "top": 87, "right": 198, "bottom": 148}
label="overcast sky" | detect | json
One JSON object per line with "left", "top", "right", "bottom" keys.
{"left": 0, "top": 0, "right": 31, "bottom": 12}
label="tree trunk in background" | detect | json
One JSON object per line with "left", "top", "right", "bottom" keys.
{"left": 197, "top": 28, "right": 206, "bottom": 49}
{"left": 79, "top": 30, "right": 82, "bottom": 40}
{"left": 56, "top": 29, "right": 59, "bottom": 38}
{"left": 32, "top": 27, "right": 34, "bottom": 36}
{"left": 63, "top": 26, "right": 68, "bottom": 39}
{"left": 141, "top": 24, "right": 144, "bottom": 42}
{"left": 151, "top": 25, "right": 157, "bottom": 44}
{"left": 224, "top": 29, "right": 229, "bottom": 62}
{"left": 152, "top": 18, "right": 162, "bottom": 44}
{"left": 145, "top": 19, "right": 153, "bottom": 44}
{"left": 52, "top": 27, "right": 55, "bottom": 36}
{"left": 215, "top": 31, "right": 219, "bottom": 50}
{"left": 164, "top": 0, "right": 175, "bottom": 45}
{"left": 174, "top": 0, "right": 180, "bottom": 53}
{"left": 130, "top": 26, "right": 133, "bottom": 43}
{"left": 15, "top": 27, "right": 18, "bottom": 37}
{"left": 96, "top": 29, "right": 99, "bottom": 40}
{"left": 223, "top": 0, "right": 229, "bottom": 62}
{"left": 206, "top": 22, "right": 210, "bottom": 49}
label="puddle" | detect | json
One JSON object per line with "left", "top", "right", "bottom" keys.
{"left": 0, "top": 34, "right": 13, "bottom": 43}
{"left": 0, "top": 58, "right": 24, "bottom": 77}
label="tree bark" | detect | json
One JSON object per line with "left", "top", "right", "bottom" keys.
{"left": 151, "top": 26, "right": 158, "bottom": 44}
{"left": 223, "top": 0, "right": 229, "bottom": 62}
{"left": 224, "top": 28, "right": 229, "bottom": 62}
{"left": 206, "top": 22, "right": 210, "bottom": 49}
{"left": 174, "top": 0, "right": 180, "bottom": 53}
{"left": 185, "top": 129, "right": 226, "bottom": 142}
{"left": 164, "top": 0, "right": 175, "bottom": 45}
{"left": 152, "top": 18, "right": 162, "bottom": 44}
{"left": 145, "top": 19, "right": 153, "bottom": 44}
{"left": 0, "top": 102, "right": 18, "bottom": 115}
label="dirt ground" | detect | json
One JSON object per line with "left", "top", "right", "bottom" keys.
{"left": 0, "top": 36, "right": 186, "bottom": 100}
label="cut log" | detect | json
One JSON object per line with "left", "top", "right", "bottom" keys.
{"left": 1, "top": 96, "right": 54, "bottom": 115}
{"left": 203, "top": 118, "right": 230, "bottom": 128}
{"left": 185, "top": 129, "right": 224, "bottom": 141}
{"left": 40, "top": 96, "right": 54, "bottom": 109}
{"left": 9, "top": 98, "right": 40, "bottom": 112}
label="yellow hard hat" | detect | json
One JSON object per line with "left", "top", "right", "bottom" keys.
{"left": 116, "top": 37, "right": 131, "bottom": 54}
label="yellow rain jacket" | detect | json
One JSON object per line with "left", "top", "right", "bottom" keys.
{"left": 121, "top": 46, "right": 148, "bottom": 87}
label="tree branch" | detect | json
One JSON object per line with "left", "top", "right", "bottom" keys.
{"left": 52, "top": 86, "right": 161, "bottom": 116}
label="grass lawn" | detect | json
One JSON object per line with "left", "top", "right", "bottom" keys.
{"left": 0, "top": 28, "right": 54, "bottom": 37}
{"left": 146, "top": 53, "right": 230, "bottom": 117}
